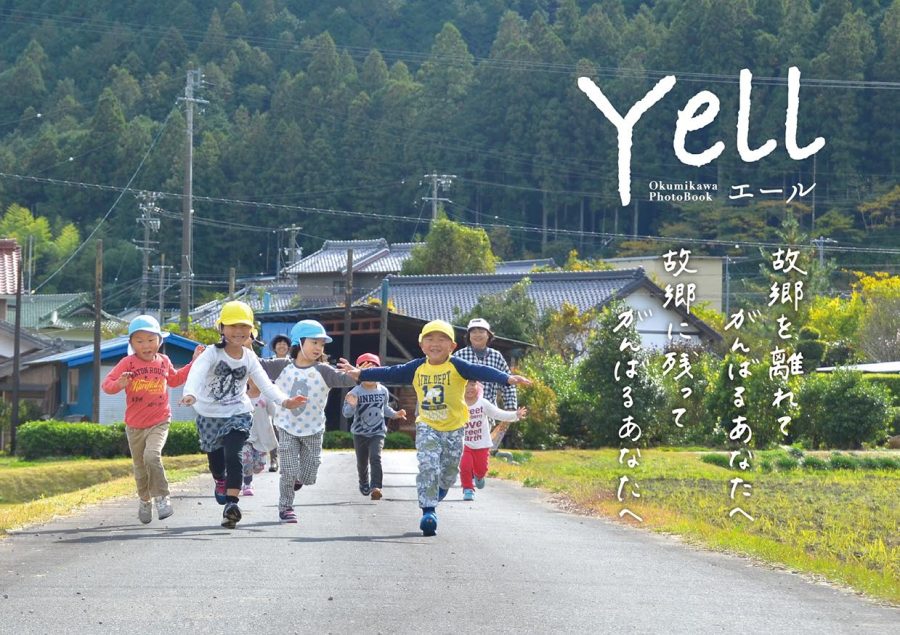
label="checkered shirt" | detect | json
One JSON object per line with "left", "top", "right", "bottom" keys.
{"left": 453, "top": 346, "right": 517, "bottom": 409}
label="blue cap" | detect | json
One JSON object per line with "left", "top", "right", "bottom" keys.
{"left": 128, "top": 315, "right": 169, "bottom": 339}
{"left": 289, "top": 319, "right": 332, "bottom": 345}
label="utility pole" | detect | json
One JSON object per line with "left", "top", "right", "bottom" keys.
{"left": 811, "top": 154, "right": 817, "bottom": 233}
{"left": 228, "top": 267, "right": 236, "bottom": 297}
{"left": 92, "top": 240, "right": 103, "bottom": 423}
{"left": 812, "top": 236, "right": 836, "bottom": 268}
{"left": 422, "top": 173, "right": 455, "bottom": 225}
{"left": 135, "top": 191, "right": 161, "bottom": 313}
{"left": 154, "top": 253, "right": 171, "bottom": 324}
{"left": 9, "top": 242, "right": 22, "bottom": 453}
{"left": 341, "top": 249, "right": 354, "bottom": 432}
{"left": 279, "top": 225, "right": 302, "bottom": 280}
{"left": 179, "top": 69, "right": 207, "bottom": 330}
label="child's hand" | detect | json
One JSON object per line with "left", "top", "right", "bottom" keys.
{"left": 393, "top": 409, "right": 407, "bottom": 420}
{"left": 508, "top": 374, "right": 532, "bottom": 387}
{"left": 191, "top": 345, "right": 205, "bottom": 361}
{"left": 336, "top": 358, "right": 361, "bottom": 381}
{"left": 116, "top": 372, "right": 133, "bottom": 389}
{"left": 283, "top": 395, "right": 308, "bottom": 410}
{"left": 180, "top": 395, "right": 196, "bottom": 406}
{"left": 516, "top": 407, "right": 528, "bottom": 420}
{"left": 344, "top": 393, "right": 358, "bottom": 407}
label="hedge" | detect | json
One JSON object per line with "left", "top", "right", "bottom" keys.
{"left": 16, "top": 420, "right": 200, "bottom": 460}
{"left": 322, "top": 430, "right": 415, "bottom": 449}
{"left": 861, "top": 374, "right": 900, "bottom": 406}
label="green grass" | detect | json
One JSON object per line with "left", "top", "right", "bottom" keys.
{"left": 491, "top": 449, "right": 900, "bottom": 604}
{"left": 0, "top": 455, "right": 208, "bottom": 535}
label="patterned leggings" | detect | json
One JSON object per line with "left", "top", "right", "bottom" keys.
{"left": 415, "top": 424, "right": 465, "bottom": 509}
{"left": 278, "top": 430, "right": 323, "bottom": 512}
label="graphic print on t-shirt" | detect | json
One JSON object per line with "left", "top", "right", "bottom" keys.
{"left": 289, "top": 375, "right": 308, "bottom": 416}
{"left": 210, "top": 361, "right": 247, "bottom": 400}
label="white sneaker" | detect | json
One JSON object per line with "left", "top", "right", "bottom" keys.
{"left": 138, "top": 499, "right": 152, "bottom": 524}
{"left": 155, "top": 496, "right": 174, "bottom": 520}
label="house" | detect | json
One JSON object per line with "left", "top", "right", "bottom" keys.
{"left": 0, "top": 238, "right": 19, "bottom": 320}
{"left": 605, "top": 255, "right": 724, "bottom": 312}
{"left": 0, "top": 292, "right": 126, "bottom": 343}
{"left": 25, "top": 334, "right": 201, "bottom": 423}
{"left": 281, "top": 238, "right": 421, "bottom": 305}
{"left": 364, "top": 268, "right": 722, "bottom": 349}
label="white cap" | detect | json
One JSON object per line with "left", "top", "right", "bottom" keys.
{"left": 466, "top": 318, "right": 493, "bottom": 334}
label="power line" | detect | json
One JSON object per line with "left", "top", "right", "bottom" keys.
{"left": 4, "top": 168, "right": 899, "bottom": 257}
{"left": 31, "top": 104, "right": 178, "bottom": 291}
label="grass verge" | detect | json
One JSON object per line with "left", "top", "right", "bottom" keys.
{"left": 0, "top": 455, "right": 208, "bottom": 536}
{"left": 489, "top": 449, "right": 899, "bottom": 605}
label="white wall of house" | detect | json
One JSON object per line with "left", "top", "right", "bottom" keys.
{"left": 624, "top": 288, "right": 707, "bottom": 349}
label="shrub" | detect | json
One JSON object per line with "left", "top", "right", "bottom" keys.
{"left": 654, "top": 350, "right": 722, "bottom": 447}
{"left": 822, "top": 340, "right": 856, "bottom": 366}
{"left": 774, "top": 455, "right": 799, "bottom": 471}
{"left": 889, "top": 407, "right": 900, "bottom": 436}
{"left": 513, "top": 379, "right": 563, "bottom": 450}
{"left": 16, "top": 420, "right": 128, "bottom": 460}
{"left": 162, "top": 422, "right": 201, "bottom": 455}
{"left": 860, "top": 374, "right": 900, "bottom": 406}
{"left": 787, "top": 446, "right": 805, "bottom": 458}
{"left": 700, "top": 453, "right": 731, "bottom": 469}
{"left": 828, "top": 452, "right": 859, "bottom": 470}
{"left": 384, "top": 431, "right": 414, "bottom": 449}
{"left": 759, "top": 458, "right": 773, "bottom": 473}
{"left": 802, "top": 455, "right": 829, "bottom": 470}
{"left": 797, "top": 370, "right": 892, "bottom": 449}
{"left": 873, "top": 456, "right": 900, "bottom": 470}
{"left": 323, "top": 430, "right": 354, "bottom": 449}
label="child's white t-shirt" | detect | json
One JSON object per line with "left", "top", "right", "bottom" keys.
{"left": 273, "top": 362, "right": 356, "bottom": 437}
{"left": 183, "top": 346, "right": 287, "bottom": 418}
{"left": 465, "top": 397, "right": 518, "bottom": 449}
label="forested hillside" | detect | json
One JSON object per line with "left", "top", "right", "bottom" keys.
{"left": 0, "top": 0, "right": 896, "bottom": 307}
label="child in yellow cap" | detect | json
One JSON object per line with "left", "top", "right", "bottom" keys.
{"left": 181, "top": 301, "right": 306, "bottom": 529}
{"left": 339, "top": 320, "right": 531, "bottom": 536}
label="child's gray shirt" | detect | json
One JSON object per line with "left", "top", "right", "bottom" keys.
{"left": 342, "top": 383, "right": 398, "bottom": 437}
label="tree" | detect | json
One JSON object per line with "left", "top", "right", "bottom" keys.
{"left": 401, "top": 218, "right": 496, "bottom": 275}
{"left": 853, "top": 272, "right": 900, "bottom": 362}
{"left": 456, "top": 278, "right": 538, "bottom": 343}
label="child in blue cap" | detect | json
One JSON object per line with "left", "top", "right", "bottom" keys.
{"left": 102, "top": 315, "right": 202, "bottom": 524}
{"left": 269, "top": 320, "right": 358, "bottom": 523}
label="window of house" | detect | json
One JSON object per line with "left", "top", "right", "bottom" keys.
{"left": 67, "top": 368, "right": 79, "bottom": 404}
{"left": 333, "top": 280, "right": 345, "bottom": 296}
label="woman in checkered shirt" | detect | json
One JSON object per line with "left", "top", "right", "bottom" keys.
{"left": 453, "top": 318, "right": 518, "bottom": 445}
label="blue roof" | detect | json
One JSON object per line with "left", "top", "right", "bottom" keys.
{"left": 25, "top": 333, "right": 200, "bottom": 367}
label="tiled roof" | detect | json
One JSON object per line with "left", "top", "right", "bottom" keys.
{"left": 0, "top": 292, "right": 95, "bottom": 329}
{"left": 0, "top": 239, "right": 20, "bottom": 295}
{"left": 494, "top": 258, "right": 556, "bottom": 274}
{"left": 282, "top": 239, "right": 389, "bottom": 274}
{"left": 367, "top": 269, "right": 646, "bottom": 322}
{"left": 26, "top": 333, "right": 200, "bottom": 367}
{"left": 356, "top": 242, "right": 422, "bottom": 273}
{"left": 186, "top": 288, "right": 367, "bottom": 328}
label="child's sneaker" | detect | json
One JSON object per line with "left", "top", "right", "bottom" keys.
{"left": 221, "top": 501, "right": 242, "bottom": 529}
{"left": 138, "top": 499, "right": 152, "bottom": 524}
{"left": 279, "top": 508, "right": 298, "bottom": 523}
{"left": 293, "top": 480, "right": 303, "bottom": 491}
{"left": 156, "top": 496, "right": 174, "bottom": 520}
{"left": 474, "top": 476, "right": 486, "bottom": 489}
{"left": 438, "top": 487, "right": 448, "bottom": 502}
{"left": 419, "top": 511, "right": 437, "bottom": 536}
{"left": 370, "top": 487, "right": 382, "bottom": 500}
{"left": 268, "top": 458, "right": 279, "bottom": 473}
{"left": 241, "top": 484, "right": 255, "bottom": 496}
{"left": 214, "top": 478, "right": 227, "bottom": 505}
{"left": 463, "top": 488, "right": 475, "bottom": 501}
{"left": 359, "top": 484, "right": 371, "bottom": 496}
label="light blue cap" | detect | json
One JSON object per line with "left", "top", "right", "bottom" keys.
{"left": 289, "top": 319, "right": 332, "bottom": 345}
{"left": 128, "top": 315, "right": 169, "bottom": 339}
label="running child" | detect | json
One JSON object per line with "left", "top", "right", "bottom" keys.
{"left": 341, "top": 353, "right": 407, "bottom": 500}
{"left": 338, "top": 319, "right": 531, "bottom": 537}
{"left": 101, "top": 315, "right": 202, "bottom": 524}
{"left": 270, "top": 320, "right": 357, "bottom": 524}
{"left": 460, "top": 380, "right": 526, "bottom": 501}
{"left": 181, "top": 301, "right": 306, "bottom": 528}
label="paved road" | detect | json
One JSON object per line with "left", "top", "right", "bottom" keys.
{"left": 0, "top": 451, "right": 896, "bottom": 634}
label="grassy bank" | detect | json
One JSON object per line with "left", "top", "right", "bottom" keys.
{"left": 0, "top": 455, "right": 208, "bottom": 535}
{"left": 490, "top": 449, "right": 900, "bottom": 604}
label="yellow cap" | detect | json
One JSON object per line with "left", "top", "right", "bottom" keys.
{"left": 418, "top": 319, "right": 456, "bottom": 343}
{"left": 217, "top": 301, "right": 255, "bottom": 328}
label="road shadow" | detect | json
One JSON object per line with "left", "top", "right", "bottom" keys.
{"left": 288, "top": 532, "right": 424, "bottom": 544}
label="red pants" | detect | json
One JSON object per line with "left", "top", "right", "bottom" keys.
{"left": 459, "top": 446, "right": 490, "bottom": 490}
